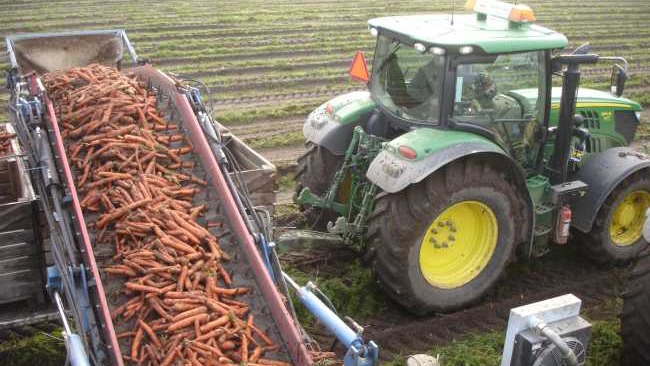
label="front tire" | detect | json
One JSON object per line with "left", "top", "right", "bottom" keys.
{"left": 620, "top": 248, "right": 650, "bottom": 365}
{"left": 295, "top": 142, "right": 344, "bottom": 229}
{"left": 366, "top": 157, "right": 528, "bottom": 314}
{"left": 578, "top": 171, "right": 650, "bottom": 264}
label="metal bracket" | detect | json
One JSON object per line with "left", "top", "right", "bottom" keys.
{"left": 282, "top": 272, "right": 379, "bottom": 366}
{"left": 344, "top": 341, "right": 379, "bottom": 366}
{"left": 296, "top": 187, "right": 347, "bottom": 215}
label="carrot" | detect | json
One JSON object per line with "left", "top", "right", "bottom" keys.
{"left": 104, "top": 267, "right": 136, "bottom": 277}
{"left": 168, "top": 313, "right": 209, "bottom": 332}
{"left": 212, "top": 287, "right": 249, "bottom": 297}
{"left": 250, "top": 346, "right": 264, "bottom": 363}
{"left": 205, "top": 299, "right": 230, "bottom": 316}
{"left": 251, "top": 325, "right": 274, "bottom": 347}
{"left": 150, "top": 301, "right": 173, "bottom": 321}
{"left": 78, "top": 164, "right": 91, "bottom": 186}
{"left": 145, "top": 345, "right": 160, "bottom": 366}
{"left": 131, "top": 326, "right": 144, "bottom": 359}
{"left": 241, "top": 334, "right": 249, "bottom": 362}
{"left": 96, "top": 198, "right": 151, "bottom": 228}
{"left": 221, "top": 340, "right": 237, "bottom": 351}
{"left": 160, "top": 235, "right": 197, "bottom": 254}
{"left": 125, "top": 282, "right": 163, "bottom": 294}
{"left": 137, "top": 319, "right": 162, "bottom": 348}
{"left": 200, "top": 315, "right": 230, "bottom": 333}
{"left": 159, "top": 347, "right": 178, "bottom": 366}
{"left": 256, "top": 359, "right": 292, "bottom": 366}
{"left": 172, "top": 306, "right": 207, "bottom": 322}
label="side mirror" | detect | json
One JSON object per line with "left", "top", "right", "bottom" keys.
{"left": 610, "top": 64, "right": 627, "bottom": 97}
{"left": 571, "top": 43, "right": 591, "bottom": 55}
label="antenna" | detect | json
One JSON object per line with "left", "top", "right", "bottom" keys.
{"left": 451, "top": 0, "right": 455, "bottom": 25}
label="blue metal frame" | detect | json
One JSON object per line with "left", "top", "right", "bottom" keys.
{"left": 282, "top": 273, "right": 379, "bottom": 366}
{"left": 48, "top": 267, "right": 91, "bottom": 366}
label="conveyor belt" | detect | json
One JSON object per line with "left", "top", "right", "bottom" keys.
{"left": 30, "top": 66, "right": 311, "bottom": 366}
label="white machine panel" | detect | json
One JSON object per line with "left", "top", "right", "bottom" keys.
{"left": 501, "top": 294, "right": 582, "bottom": 366}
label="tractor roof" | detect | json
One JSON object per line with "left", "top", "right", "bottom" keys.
{"left": 368, "top": 13, "right": 568, "bottom": 54}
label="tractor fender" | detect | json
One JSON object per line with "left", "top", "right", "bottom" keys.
{"left": 367, "top": 128, "right": 516, "bottom": 193}
{"left": 366, "top": 127, "right": 534, "bottom": 249}
{"left": 572, "top": 147, "right": 650, "bottom": 233}
{"left": 303, "top": 91, "right": 375, "bottom": 155}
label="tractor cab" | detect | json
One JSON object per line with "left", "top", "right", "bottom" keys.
{"left": 365, "top": 3, "right": 567, "bottom": 170}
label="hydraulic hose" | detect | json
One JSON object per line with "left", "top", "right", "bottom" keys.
{"left": 530, "top": 317, "right": 579, "bottom": 366}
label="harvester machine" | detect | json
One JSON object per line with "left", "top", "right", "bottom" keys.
{"left": 294, "top": 0, "right": 648, "bottom": 314}
{"left": 3, "top": 30, "right": 378, "bottom": 366}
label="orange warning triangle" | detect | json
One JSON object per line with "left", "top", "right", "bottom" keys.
{"left": 349, "top": 51, "right": 369, "bottom": 83}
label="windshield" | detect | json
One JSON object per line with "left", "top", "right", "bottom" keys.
{"left": 370, "top": 36, "right": 444, "bottom": 123}
{"left": 452, "top": 51, "right": 546, "bottom": 168}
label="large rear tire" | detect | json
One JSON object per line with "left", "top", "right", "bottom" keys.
{"left": 620, "top": 248, "right": 650, "bottom": 365}
{"left": 366, "top": 157, "right": 528, "bottom": 314}
{"left": 294, "top": 142, "right": 344, "bottom": 229}
{"left": 577, "top": 172, "right": 650, "bottom": 264}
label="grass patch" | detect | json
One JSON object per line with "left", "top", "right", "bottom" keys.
{"left": 277, "top": 173, "right": 296, "bottom": 192}
{"left": 587, "top": 320, "right": 623, "bottom": 366}
{"left": 0, "top": 329, "right": 66, "bottom": 366}
{"left": 275, "top": 202, "right": 300, "bottom": 218}
{"left": 217, "top": 103, "right": 317, "bottom": 125}
{"left": 284, "top": 259, "right": 386, "bottom": 326}
{"left": 383, "top": 299, "right": 624, "bottom": 366}
{"left": 246, "top": 131, "right": 304, "bottom": 149}
{"left": 383, "top": 320, "right": 622, "bottom": 366}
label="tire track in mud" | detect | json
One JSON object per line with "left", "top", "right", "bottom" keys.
{"left": 300, "top": 246, "right": 625, "bottom": 361}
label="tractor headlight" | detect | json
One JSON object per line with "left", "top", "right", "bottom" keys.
{"left": 429, "top": 47, "right": 446, "bottom": 55}
{"left": 310, "top": 116, "right": 327, "bottom": 129}
{"left": 382, "top": 159, "right": 405, "bottom": 178}
{"left": 414, "top": 43, "right": 427, "bottom": 53}
{"left": 459, "top": 46, "right": 474, "bottom": 54}
{"left": 636, "top": 111, "right": 642, "bottom": 121}
{"left": 369, "top": 27, "right": 379, "bottom": 37}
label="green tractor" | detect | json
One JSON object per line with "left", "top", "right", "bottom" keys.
{"left": 294, "top": 0, "right": 648, "bottom": 314}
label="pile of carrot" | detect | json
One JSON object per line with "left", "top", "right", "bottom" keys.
{"left": 0, "top": 126, "right": 16, "bottom": 157}
{"left": 43, "top": 64, "right": 288, "bottom": 366}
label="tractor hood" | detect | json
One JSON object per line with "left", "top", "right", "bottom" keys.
{"left": 510, "top": 87, "right": 642, "bottom": 111}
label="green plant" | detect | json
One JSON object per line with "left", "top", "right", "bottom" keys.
{"left": 0, "top": 329, "right": 66, "bottom": 366}
{"left": 284, "top": 259, "right": 386, "bottom": 325}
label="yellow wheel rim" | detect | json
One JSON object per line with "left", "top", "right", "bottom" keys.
{"left": 609, "top": 190, "right": 650, "bottom": 246}
{"left": 419, "top": 201, "right": 498, "bottom": 289}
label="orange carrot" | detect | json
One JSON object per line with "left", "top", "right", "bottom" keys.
{"left": 168, "top": 313, "right": 208, "bottom": 332}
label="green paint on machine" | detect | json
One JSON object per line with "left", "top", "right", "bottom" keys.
{"left": 368, "top": 14, "right": 568, "bottom": 54}
{"left": 384, "top": 128, "right": 497, "bottom": 162}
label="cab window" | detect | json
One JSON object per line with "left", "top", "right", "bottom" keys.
{"left": 371, "top": 36, "right": 444, "bottom": 123}
{"left": 452, "top": 51, "right": 546, "bottom": 167}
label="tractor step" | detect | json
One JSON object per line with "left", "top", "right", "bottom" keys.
{"left": 534, "top": 224, "right": 552, "bottom": 236}
{"left": 534, "top": 203, "right": 554, "bottom": 215}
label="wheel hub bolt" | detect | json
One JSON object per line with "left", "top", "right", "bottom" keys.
{"left": 448, "top": 235, "right": 455, "bottom": 241}
{"left": 441, "top": 242, "right": 448, "bottom": 248}
{"left": 430, "top": 228, "right": 438, "bottom": 234}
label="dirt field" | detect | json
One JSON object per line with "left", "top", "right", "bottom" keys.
{"left": 1, "top": 1, "right": 650, "bottom": 365}
{"left": 2, "top": 0, "right": 650, "bottom": 169}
